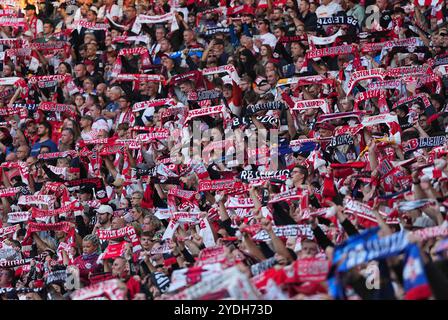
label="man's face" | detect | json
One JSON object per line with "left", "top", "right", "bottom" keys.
{"left": 74, "top": 65, "right": 86, "bottom": 78}
{"left": 86, "top": 11, "right": 96, "bottom": 22}
{"left": 213, "top": 43, "right": 224, "bottom": 55}
{"left": 131, "top": 193, "right": 142, "bottom": 207}
{"left": 376, "top": 0, "right": 387, "bottom": 10}
{"left": 183, "top": 30, "right": 194, "bottom": 43}
{"left": 266, "top": 71, "right": 278, "bottom": 86}
{"left": 291, "top": 43, "right": 303, "bottom": 57}
{"left": 97, "top": 211, "right": 110, "bottom": 225}
{"left": 299, "top": 1, "right": 309, "bottom": 12}
{"left": 110, "top": 89, "right": 121, "bottom": 101}
{"left": 37, "top": 124, "right": 47, "bottom": 137}
{"left": 124, "top": 7, "right": 136, "bottom": 19}
{"left": 43, "top": 23, "right": 53, "bottom": 34}
{"left": 60, "top": 130, "right": 72, "bottom": 144}
{"left": 112, "top": 217, "right": 125, "bottom": 229}
{"left": 301, "top": 241, "right": 318, "bottom": 258}
{"left": 155, "top": 28, "right": 165, "bottom": 41}
{"left": 256, "top": 20, "right": 268, "bottom": 32}
{"left": 274, "top": 28, "right": 284, "bottom": 39}
{"left": 141, "top": 236, "right": 153, "bottom": 250}
{"left": 97, "top": 83, "right": 107, "bottom": 95}
{"left": 0, "top": 269, "right": 11, "bottom": 287}
{"left": 160, "top": 39, "right": 171, "bottom": 52}
{"left": 16, "top": 146, "right": 29, "bottom": 160}
{"left": 271, "top": 9, "right": 283, "bottom": 20}
{"left": 419, "top": 116, "right": 429, "bottom": 130}
{"left": 147, "top": 82, "right": 158, "bottom": 96}
{"left": 26, "top": 9, "right": 35, "bottom": 18}
{"left": 291, "top": 167, "right": 305, "bottom": 184}
{"left": 319, "top": 127, "right": 333, "bottom": 137}
{"left": 118, "top": 98, "right": 129, "bottom": 111}
{"left": 86, "top": 45, "right": 96, "bottom": 57}
{"left": 89, "top": 105, "right": 99, "bottom": 118}
{"left": 179, "top": 82, "right": 192, "bottom": 94}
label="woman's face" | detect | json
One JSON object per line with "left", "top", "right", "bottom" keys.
{"left": 261, "top": 46, "right": 268, "bottom": 56}
{"left": 75, "top": 95, "right": 85, "bottom": 106}
{"left": 3, "top": 65, "right": 12, "bottom": 76}
{"left": 82, "top": 240, "right": 96, "bottom": 255}
{"left": 223, "top": 87, "right": 232, "bottom": 99}
{"left": 58, "top": 63, "right": 68, "bottom": 75}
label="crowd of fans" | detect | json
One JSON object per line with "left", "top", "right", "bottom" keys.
{"left": 0, "top": 0, "right": 448, "bottom": 300}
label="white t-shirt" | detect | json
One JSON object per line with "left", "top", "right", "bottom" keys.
{"left": 259, "top": 32, "right": 278, "bottom": 48}
{"left": 315, "top": 1, "right": 343, "bottom": 18}
{"left": 254, "top": 32, "right": 277, "bottom": 53}
{"left": 98, "top": 4, "right": 123, "bottom": 20}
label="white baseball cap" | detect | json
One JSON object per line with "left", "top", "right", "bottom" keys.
{"left": 95, "top": 205, "right": 113, "bottom": 215}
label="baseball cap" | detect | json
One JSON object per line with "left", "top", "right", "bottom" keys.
{"left": 95, "top": 205, "right": 113, "bottom": 215}
{"left": 24, "top": 4, "right": 36, "bottom": 11}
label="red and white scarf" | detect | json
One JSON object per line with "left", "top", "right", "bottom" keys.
{"left": 7, "top": 211, "right": 31, "bottom": 224}
{"left": 202, "top": 64, "right": 241, "bottom": 85}
{"left": 71, "top": 279, "right": 126, "bottom": 300}
{"left": 24, "top": 221, "right": 75, "bottom": 242}
{"left": 111, "top": 47, "right": 152, "bottom": 77}
{"left": 183, "top": 104, "right": 226, "bottom": 125}
{"left": 0, "top": 224, "right": 19, "bottom": 238}
{"left": 132, "top": 98, "right": 176, "bottom": 112}
{"left": 0, "top": 187, "right": 22, "bottom": 198}
{"left": 345, "top": 68, "right": 386, "bottom": 94}
{"left": 97, "top": 226, "right": 141, "bottom": 253}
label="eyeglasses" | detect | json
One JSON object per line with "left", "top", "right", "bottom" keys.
{"left": 132, "top": 197, "right": 142, "bottom": 200}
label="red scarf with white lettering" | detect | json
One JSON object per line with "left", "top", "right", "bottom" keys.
{"left": 96, "top": 226, "right": 141, "bottom": 253}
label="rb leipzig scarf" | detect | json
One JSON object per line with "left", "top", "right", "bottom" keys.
{"left": 403, "top": 136, "right": 446, "bottom": 154}
{"left": 246, "top": 101, "right": 286, "bottom": 115}
{"left": 317, "top": 15, "right": 358, "bottom": 28}
{"left": 198, "top": 179, "right": 240, "bottom": 192}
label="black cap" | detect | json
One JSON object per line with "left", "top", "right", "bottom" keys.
{"left": 79, "top": 184, "right": 94, "bottom": 194}
{"left": 24, "top": 4, "right": 36, "bottom": 11}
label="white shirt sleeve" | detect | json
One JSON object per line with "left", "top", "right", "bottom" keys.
{"left": 36, "top": 19, "right": 43, "bottom": 35}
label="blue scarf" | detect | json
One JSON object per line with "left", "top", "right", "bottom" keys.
{"left": 329, "top": 228, "right": 432, "bottom": 299}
